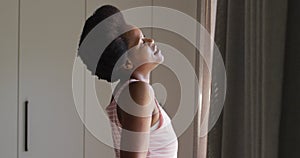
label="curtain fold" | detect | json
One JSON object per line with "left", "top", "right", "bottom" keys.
{"left": 221, "top": 0, "right": 246, "bottom": 157}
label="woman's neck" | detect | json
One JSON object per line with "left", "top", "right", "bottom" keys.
{"left": 131, "top": 71, "right": 150, "bottom": 83}
{"left": 119, "top": 66, "right": 154, "bottom": 83}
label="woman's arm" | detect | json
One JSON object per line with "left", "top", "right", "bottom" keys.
{"left": 117, "top": 81, "right": 154, "bottom": 158}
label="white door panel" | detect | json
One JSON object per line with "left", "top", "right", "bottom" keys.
{"left": 0, "top": 0, "right": 18, "bottom": 157}
{"left": 19, "top": 1, "right": 85, "bottom": 158}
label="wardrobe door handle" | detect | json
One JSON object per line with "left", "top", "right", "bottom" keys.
{"left": 24, "top": 100, "right": 29, "bottom": 152}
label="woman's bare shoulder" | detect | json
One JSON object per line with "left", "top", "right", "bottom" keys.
{"left": 127, "top": 81, "right": 154, "bottom": 106}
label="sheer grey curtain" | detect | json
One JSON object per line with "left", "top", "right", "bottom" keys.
{"left": 206, "top": 0, "right": 293, "bottom": 157}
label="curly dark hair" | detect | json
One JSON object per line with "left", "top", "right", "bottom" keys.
{"left": 78, "top": 5, "right": 130, "bottom": 82}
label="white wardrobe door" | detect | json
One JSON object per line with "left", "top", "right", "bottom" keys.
{"left": 0, "top": 0, "right": 18, "bottom": 158}
{"left": 84, "top": 1, "right": 152, "bottom": 158}
{"left": 18, "top": 0, "right": 85, "bottom": 158}
{"left": 152, "top": 1, "right": 198, "bottom": 158}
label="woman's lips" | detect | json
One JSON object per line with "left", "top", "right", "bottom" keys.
{"left": 151, "top": 44, "right": 160, "bottom": 55}
{"left": 153, "top": 45, "right": 159, "bottom": 54}
{"left": 153, "top": 45, "right": 157, "bottom": 52}
{"left": 154, "top": 49, "right": 161, "bottom": 55}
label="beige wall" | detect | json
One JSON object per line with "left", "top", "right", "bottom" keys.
{"left": 0, "top": 0, "right": 201, "bottom": 158}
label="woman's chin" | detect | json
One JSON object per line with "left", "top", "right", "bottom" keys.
{"left": 155, "top": 51, "right": 164, "bottom": 64}
{"left": 159, "top": 54, "right": 164, "bottom": 63}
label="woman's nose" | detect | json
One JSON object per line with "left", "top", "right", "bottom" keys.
{"left": 144, "top": 38, "right": 154, "bottom": 45}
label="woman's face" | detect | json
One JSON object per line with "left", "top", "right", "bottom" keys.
{"left": 124, "top": 27, "right": 164, "bottom": 71}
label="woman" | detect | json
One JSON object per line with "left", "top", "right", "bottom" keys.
{"left": 78, "top": 5, "right": 178, "bottom": 158}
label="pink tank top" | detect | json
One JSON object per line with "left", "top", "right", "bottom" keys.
{"left": 106, "top": 79, "right": 178, "bottom": 158}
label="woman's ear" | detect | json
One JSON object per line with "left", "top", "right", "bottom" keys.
{"left": 122, "top": 59, "right": 133, "bottom": 70}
